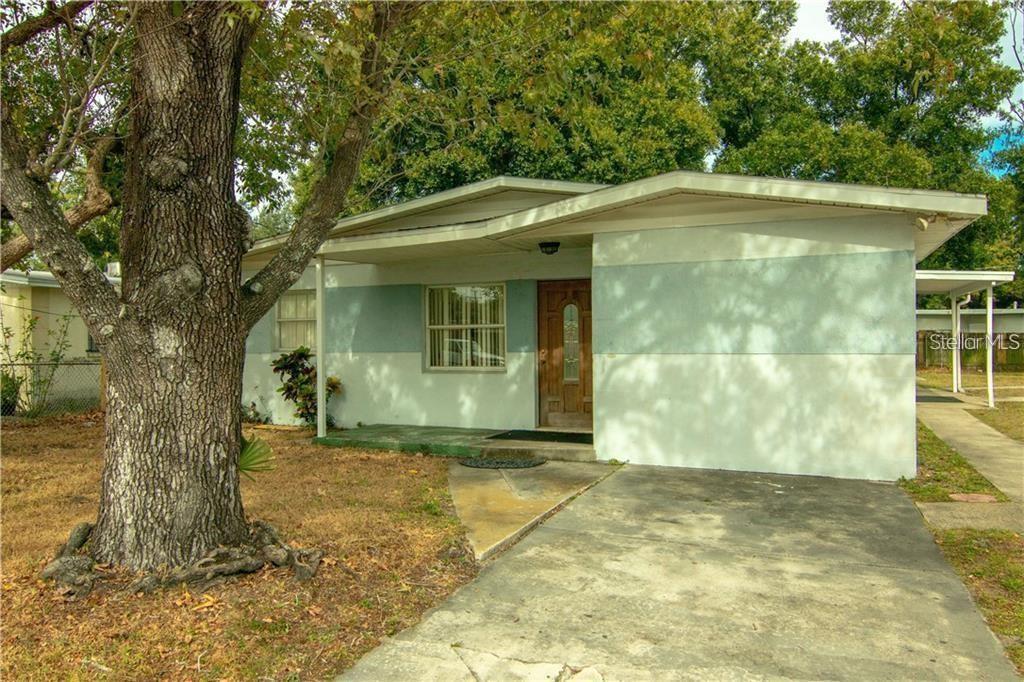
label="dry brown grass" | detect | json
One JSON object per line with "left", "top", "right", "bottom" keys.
{"left": 969, "top": 403, "right": 1024, "bottom": 442}
{"left": 917, "top": 368, "right": 1024, "bottom": 397}
{"left": 0, "top": 416, "right": 477, "bottom": 680}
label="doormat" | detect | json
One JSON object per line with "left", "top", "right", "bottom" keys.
{"left": 461, "top": 457, "right": 544, "bottom": 469}
{"left": 488, "top": 430, "right": 593, "bottom": 445}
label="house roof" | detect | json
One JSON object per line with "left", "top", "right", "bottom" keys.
{"left": 0, "top": 269, "right": 121, "bottom": 289}
{"left": 244, "top": 171, "right": 988, "bottom": 266}
{"left": 246, "top": 176, "right": 607, "bottom": 258}
{"left": 915, "top": 269, "right": 1016, "bottom": 297}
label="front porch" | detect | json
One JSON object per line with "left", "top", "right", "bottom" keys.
{"left": 313, "top": 424, "right": 597, "bottom": 463}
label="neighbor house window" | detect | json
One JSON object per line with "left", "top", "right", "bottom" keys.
{"left": 276, "top": 290, "right": 316, "bottom": 350}
{"left": 426, "top": 284, "right": 505, "bottom": 369}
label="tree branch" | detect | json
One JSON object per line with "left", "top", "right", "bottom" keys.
{"left": 1, "top": 1, "right": 93, "bottom": 56}
{"left": 240, "top": 1, "right": 421, "bottom": 328}
{"left": 1, "top": 114, "right": 118, "bottom": 334}
{"left": 1, "top": 134, "right": 118, "bottom": 271}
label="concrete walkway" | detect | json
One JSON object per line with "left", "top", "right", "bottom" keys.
{"left": 342, "top": 466, "right": 1016, "bottom": 680}
{"left": 916, "top": 387, "right": 1024, "bottom": 532}
{"left": 449, "top": 460, "right": 612, "bottom": 559}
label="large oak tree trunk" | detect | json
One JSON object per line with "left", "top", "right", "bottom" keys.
{"left": 89, "top": 6, "right": 256, "bottom": 570}
{"left": 3, "top": 2, "right": 410, "bottom": 574}
{"left": 92, "top": 336, "right": 249, "bottom": 569}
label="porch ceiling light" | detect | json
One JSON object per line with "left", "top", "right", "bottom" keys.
{"left": 539, "top": 241, "right": 560, "bottom": 255}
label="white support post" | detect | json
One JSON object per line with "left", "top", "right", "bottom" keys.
{"left": 315, "top": 256, "right": 327, "bottom": 438}
{"left": 950, "top": 294, "right": 959, "bottom": 393}
{"left": 986, "top": 284, "right": 995, "bottom": 408}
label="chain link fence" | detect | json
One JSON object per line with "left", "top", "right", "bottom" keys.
{"left": 1, "top": 361, "right": 102, "bottom": 418}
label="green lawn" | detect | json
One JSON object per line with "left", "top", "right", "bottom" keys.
{"left": 898, "top": 421, "right": 1008, "bottom": 502}
{"left": 969, "top": 403, "right": 1024, "bottom": 442}
{"left": 934, "top": 529, "right": 1024, "bottom": 675}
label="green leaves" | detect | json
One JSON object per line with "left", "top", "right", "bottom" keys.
{"left": 271, "top": 347, "right": 342, "bottom": 426}
{"left": 239, "top": 436, "right": 275, "bottom": 481}
{"left": 5, "top": 0, "right": 1020, "bottom": 303}
{"left": 351, "top": 1, "right": 734, "bottom": 207}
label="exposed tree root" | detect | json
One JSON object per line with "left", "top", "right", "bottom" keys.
{"left": 40, "top": 520, "right": 322, "bottom": 598}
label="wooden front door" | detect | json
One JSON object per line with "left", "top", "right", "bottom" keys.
{"left": 538, "top": 279, "right": 592, "bottom": 428}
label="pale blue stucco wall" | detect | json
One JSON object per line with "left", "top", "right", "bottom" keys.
{"left": 591, "top": 216, "right": 919, "bottom": 480}
{"left": 593, "top": 250, "right": 916, "bottom": 355}
{"left": 244, "top": 222, "right": 920, "bottom": 481}
{"left": 242, "top": 266, "right": 552, "bottom": 429}
{"left": 246, "top": 280, "right": 537, "bottom": 355}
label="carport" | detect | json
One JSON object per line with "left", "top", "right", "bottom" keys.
{"left": 916, "top": 269, "right": 1016, "bottom": 406}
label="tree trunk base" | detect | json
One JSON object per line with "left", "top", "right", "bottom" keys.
{"left": 40, "top": 520, "right": 322, "bottom": 598}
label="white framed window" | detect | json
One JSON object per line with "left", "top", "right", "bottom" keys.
{"left": 276, "top": 290, "right": 316, "bottom": 351}
{"left": 425, "top": 284, "right": 506, "bottom": 370}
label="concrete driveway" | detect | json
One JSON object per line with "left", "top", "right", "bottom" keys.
{"left": 342, "top": 465, "right": 1017, "bottom": 681}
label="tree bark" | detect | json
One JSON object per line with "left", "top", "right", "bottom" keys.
{"left": 92, "top": 334, "right": 249, "bottom": 568}
{"left": 88, "top": 4, "right": 257, "bottom": 570}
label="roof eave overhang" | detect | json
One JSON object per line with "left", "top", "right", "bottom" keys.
{"left": 245, "top": 176, "right": 608, "bottom": 258}
{"left": 915, "top": 270, "right": 1016, "bottom": 297}
{"left": 245, "top": 171, "right": 989, "bottom": 265}
{"left": 313, "top": 172, "right": 987, "bottom": 263}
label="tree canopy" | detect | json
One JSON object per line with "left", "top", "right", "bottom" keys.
{"left": 3, "top": 0, "right": 1022, "bottom": 303}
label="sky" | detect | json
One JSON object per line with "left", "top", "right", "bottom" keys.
{"left": 790, "top": 0, "right": 841, "bottom": 44}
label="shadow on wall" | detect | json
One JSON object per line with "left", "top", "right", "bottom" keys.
{"left": 592, "top": 226, "right": 917, "bottom": 481}
{"left": 594, "top": 354, "right": 916, "bottom": 479}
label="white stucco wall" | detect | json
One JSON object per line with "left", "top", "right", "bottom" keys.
{"left": 591, "top": 214, "right": 919, "bottom": 481}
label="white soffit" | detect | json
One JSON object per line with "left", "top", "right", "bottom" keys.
{"left": 916, "top": 270, "right": 1016, "bottom": 296}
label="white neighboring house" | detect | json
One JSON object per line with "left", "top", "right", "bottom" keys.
{"left": 917, "top": 307, "right": 1024, "bottom": 334}
{"left": 241, "top": 170, "right": 1000, "bottom": 481}
{"left": 1, "top": 266, "right": 120, "bottom": 414}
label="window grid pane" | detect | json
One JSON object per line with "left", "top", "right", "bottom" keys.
{"left": 426, "top": 285, "right": 505, "bottom": 369}
{"left": 277, "top": 290, "right": 316, "bottom": 350}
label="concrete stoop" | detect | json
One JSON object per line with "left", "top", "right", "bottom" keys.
{"left": 315, "top": 424, "right": 599, "bottom": 463}
{"left": 478, "top": 441, "right": 596, "bottom": 463}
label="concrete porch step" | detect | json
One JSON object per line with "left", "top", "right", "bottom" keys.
{"left": 479, "top": 441, "right": 596, "bottom": 463}
{"left": 314, "top": 424, "right": 598, "bottom": 463}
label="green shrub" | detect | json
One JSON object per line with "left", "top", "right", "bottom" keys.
{"left": 271, "top": 347, "right": 341, "bottom": 426}
{"left": 1, "top": 371, "right": 22, "bottom": 416}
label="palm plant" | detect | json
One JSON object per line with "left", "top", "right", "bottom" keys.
{"left": 239, "top": 436, "right": 275, "bottom": 481}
